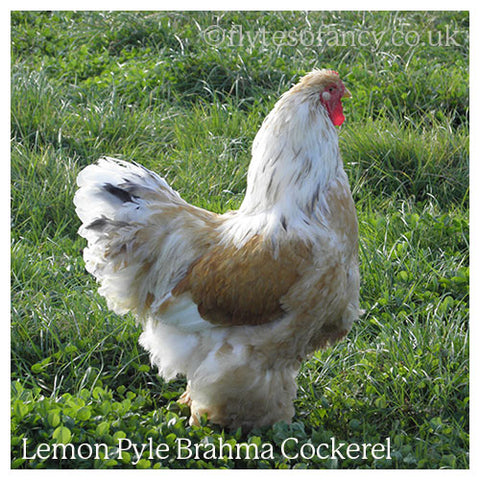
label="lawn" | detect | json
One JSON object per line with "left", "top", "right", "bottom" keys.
{"left": 11, "top": 11, "right": 469, "bottom": 469}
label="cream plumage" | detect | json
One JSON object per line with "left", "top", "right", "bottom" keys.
{"left": 74, "top": 69, "right": 360, "bottom": 430}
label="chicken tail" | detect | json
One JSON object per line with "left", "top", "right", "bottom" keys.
{"left": 74, "top": 157, "right": 217, "bottom": 319}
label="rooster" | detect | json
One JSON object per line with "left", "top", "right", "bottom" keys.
{"left": 74, "top": 69, "right": 360, "bottom": 430}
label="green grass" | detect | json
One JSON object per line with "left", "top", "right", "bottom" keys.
{"left": 11, "top": 11, "right": 469, "bottom": 469}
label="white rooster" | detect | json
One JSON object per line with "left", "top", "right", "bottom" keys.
{"left": 74, "top": 69, "right": 360, "bottom": 430}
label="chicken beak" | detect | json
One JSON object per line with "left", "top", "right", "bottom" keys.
{"left": 342, "top": 88, "right": 352, "bottom": 99}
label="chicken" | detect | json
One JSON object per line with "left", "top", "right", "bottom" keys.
{"left": 74, "top": 69, "right": 360, "bottom": 430}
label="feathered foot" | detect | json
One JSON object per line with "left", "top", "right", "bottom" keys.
{"left": 178, "top": 382, "right": 192, "bottom": 407}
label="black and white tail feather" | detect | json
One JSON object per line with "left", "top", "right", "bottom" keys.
{"left": 74, "top": 157, "right": 216, "bottom": 321}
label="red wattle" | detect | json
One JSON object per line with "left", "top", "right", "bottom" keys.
{"left": 330, "top": 101, "right": 345, "bottom": 126}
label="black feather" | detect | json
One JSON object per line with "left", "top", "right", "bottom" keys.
{"left": 103, "top": 183, "right": 136, "bottom": 203}
{"left": 86, "top": 217, "right": 129, "bottom": 232}
{"left": 86, "top": 217, "right": 109, "bottom": 232}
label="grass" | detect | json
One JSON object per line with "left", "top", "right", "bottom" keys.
{"left": 11, "top": 11, "right": 469, "bottom": 469}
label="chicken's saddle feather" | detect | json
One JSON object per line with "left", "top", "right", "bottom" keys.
{"left": 170, "top": 235, "right": 312, "bottom": 326}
